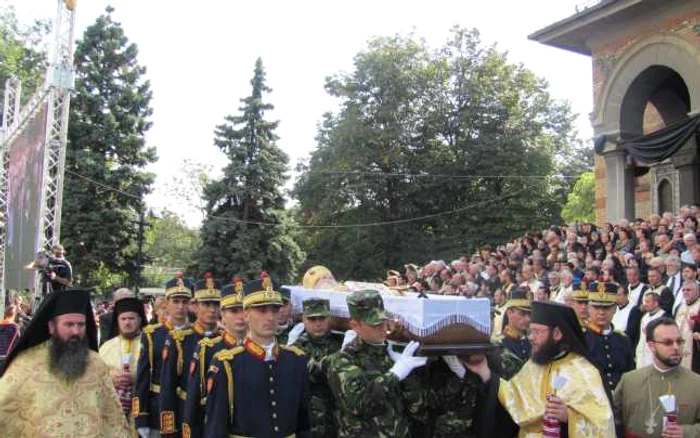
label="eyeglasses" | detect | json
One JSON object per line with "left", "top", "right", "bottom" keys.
{"left": 526, "top": 327, "right": 550, "bottom": 337}
{"left": 650, "top": 339, "right": 685, "bottom": 347}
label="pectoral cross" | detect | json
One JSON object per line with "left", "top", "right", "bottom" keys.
{"left": 645, "top": 414, "right": 656, "bottom": 435}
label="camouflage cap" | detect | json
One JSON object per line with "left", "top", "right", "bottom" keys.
{"left": 302, "top": 298, "right": 331, "bottom": 318}
{"left": 346, "top": 289, "right": 388, "bottom": 326}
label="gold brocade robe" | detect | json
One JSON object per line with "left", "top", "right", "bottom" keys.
{"left": 498, "top": 352, "right": 615, "bottom": 437}
{"left": 0, "top": 341, "right": 133, "bottom": 438}
{"left": 99, "top": 334, "right": 142, "bottom": 428}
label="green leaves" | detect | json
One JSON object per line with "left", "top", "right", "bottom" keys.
{"left": 61, "top": 7, "right": 157, "bottom": 293}
{"left": 195, "top": 58, "right": 304, "bottom": 283}
{"left": 294, "top": 27, "right": 580, "bottom": 280}
{"left": 561, "top": 172, "right": 596, "bottom": 224}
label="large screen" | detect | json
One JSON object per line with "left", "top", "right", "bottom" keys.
{"left": 5, "top": 104, "right": 48, "bottom": 290}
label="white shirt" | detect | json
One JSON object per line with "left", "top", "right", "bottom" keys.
{"left": 635, "top": 309, "right": 665, "bottom": 369}
{"left": 612, "top": 302, "right": 633, "bottom": 333}
{"left": 666, "top": 271, "right": 683, "bottom": 316}
{"left": 628, "top": 283, "right": 647, "bottom": 308}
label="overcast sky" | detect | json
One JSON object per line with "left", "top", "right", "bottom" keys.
{"left": 11, "top": 0, "right": 595, "bottom": 226}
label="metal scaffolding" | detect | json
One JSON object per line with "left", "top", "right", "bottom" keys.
{"left": 0, "top": 0, "right": 77, "bottom": 311}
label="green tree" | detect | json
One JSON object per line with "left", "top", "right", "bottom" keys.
{"left": 142, "top": 210, "right": 200, "bottom": 287}
{"left": 61, "top": 8, "right": 157, "bottom": 292}
{"left": 294, "top": 27, "right": 576, "bottom": 280}
{"left": 0, "top": 4, "right": 49, "bottom": 113}
{"left": 561, "top": 172, "right": 596, "bottom": 224}
{"left": 194, "top": 58, "right": 304, "bottom": 283}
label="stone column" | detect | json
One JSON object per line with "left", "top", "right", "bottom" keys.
{"left": 603, "top": 148, "right": 635, "bottom": 222}
{"left": 671, "top": 137, "right": 700, "bottom": 207}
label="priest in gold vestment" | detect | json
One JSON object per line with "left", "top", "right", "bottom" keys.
{"left": 0, "top": 288, "right": 132, "bottom": 437}
{"left": 468, "top": 300, "right": 615, "bottom": 437}
{"left": 99, "top": 296, "right": 146, "bottom": 423}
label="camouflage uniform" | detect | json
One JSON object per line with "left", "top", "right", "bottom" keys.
{"left": 276, "top": 286, "right": 293, "bottom": 345}
{"left": 292, "top": 299, "right": 343, "bottom": 438}
{"left": 426, "top": 358, "right": 484, "bottom": 438}
{"left": 325, "top": 290, "right": 424, "bottom": 438}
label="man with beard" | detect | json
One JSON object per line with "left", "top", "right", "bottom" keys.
{"left": 466, "top": 300, "right": 615, "bottom": 437}
{"left": 99, "top": 295, "right": 147, "bottom": 423}
{"left": 584, "top": 282, "right": 635, "bottom": 393}
{"left": 159, "top": 273, "right": 222, "bottom": 437}
{"left": 0, "top": 288, "right": 131, "bottom": 437}
{"left": 134, "top": 272, "right": 193, "bottom": 438}
{"left": 614, "top": 318, "right": 700, "bottom": 437}
{"left": 182, "top": 276, "right": 247, "bottom": 438}
{"left": 204, "top": 277, "right": 311, "bottom": 437}
{"left": 291, "top": 298, "right": 343, "bottom": 438}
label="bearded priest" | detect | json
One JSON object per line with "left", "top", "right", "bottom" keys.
{"left": 0, "top": 288, "right": 132, "bottom": 437}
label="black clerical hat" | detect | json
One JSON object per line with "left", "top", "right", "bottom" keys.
{"left": 1, "top": 289, "right": 98, "bottom": 377}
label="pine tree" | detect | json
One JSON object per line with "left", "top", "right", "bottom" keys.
{"left": 61, "top": 7, "right": 157, "bottom": 292}
{"left": 195, "top": 58, "right": 304, "bottom": 283}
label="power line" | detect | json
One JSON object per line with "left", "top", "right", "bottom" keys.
{"left": 205, "top": 186, "right": 529, "bottom": 229}
{"left": 65, "top": 169, "right": 142, "bottom": 200}
{"left": 64, "top": 167, "right": 534, "bottom": 229}
{"left": 300, "top": 170, "right": 580, "bottom": 180}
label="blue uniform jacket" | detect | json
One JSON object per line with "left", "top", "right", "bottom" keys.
{"left": 204, "top": 338, "right": 311, "bottom": 438}
{"left": 500, "top": 331, "right": 531, "bottom": 362}
{"left": 159, "top": 322, "right": 220, "bottom": 437}
{"left": 182, "top": 331, "right": 241, "bottom": 438}
{"left": 133, "top": 321, "right": 174, "bottom": 429}
{"left": 584, "top": 324, "right": 635, "bottom": 392}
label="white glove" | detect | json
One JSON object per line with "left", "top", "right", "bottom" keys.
{"left": 286, "top": 322, "right": 306, "bottom": 345}
{"left": 442, "top": 355, "right": 466, "bottom": 379}
{"left": 341, "top": 330, "right": 357, "bottom": 349}
{"left": 387, "top": 344, "right": 402, "bottom": 363}
{"left": 137, "top": 428, "right": 150, "bottom": 438}
{"left": 389, "top": 341, "right": 427, "bottom": 381}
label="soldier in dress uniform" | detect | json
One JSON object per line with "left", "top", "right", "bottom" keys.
{"left": 291, "top": 298, "right": 343, "bottom": 438}
{"left": 134, "top": 272, "right": 194, "bottom": 438}
{"left": 182, "top": 277, "right": 247, "bottom": 438}
{"left": 324, "top": 290, "right": 427, "bottom": 437}
{"left": 585, "top": 281, "right": 635, "bottom": 393}
{"left": 159, "top": 273, "right": 222, "bottom": 437}
{"left": 492, "top": 287, "right": 532, "bottom": 380}
{"left": 204, "top": 277, "right": 311, "bottom": 437}
{"left": 571, "top": 283, "right": 590, "bottom": 330}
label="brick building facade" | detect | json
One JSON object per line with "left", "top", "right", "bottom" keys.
{"left": 531, "top": 0, "right": 700, "bottom": 223}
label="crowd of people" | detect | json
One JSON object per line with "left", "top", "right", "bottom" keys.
{"left": 0, "top": 205, "right": 699, "bottom": 437}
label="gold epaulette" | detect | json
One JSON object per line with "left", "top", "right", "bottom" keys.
{"left": 280, "top": 345, "right": 306, "bottom": 356}
{"left": 614, "top": 330, "right": 628, "bottom": 337}
{"left": 199, "top": 336, "right": 222, "bottom": 348}
{"left": 171, "top": 329, "right": 194, "bottom": 342}
{"left": 214, "top": 346, "right": 245, "bottom": 362}
{"left": 144, "top": 323, "right": 162, "bottom": 334}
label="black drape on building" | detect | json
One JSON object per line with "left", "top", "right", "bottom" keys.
{"left": 593, "top": 114, "right": 700, "bottom": 163}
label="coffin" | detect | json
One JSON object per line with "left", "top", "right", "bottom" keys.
{"left": 286, "top": 285, "right": 493, "bottom": 354}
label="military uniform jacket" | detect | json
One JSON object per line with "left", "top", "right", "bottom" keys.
{"left": 325, "top": 337, "right": 412, "bottom": 438}
{"left": 159, "top": 321, "right": 220, "bottom": 437}
{"left": 276, "top": 323, "right": 294, "bottom": 345}
{"left": 133, "top": 320, "right": 175, "bottom": 429}
{"left": 494, "top": 327, "right": 531, "bottom": 381}
{"left": 293, "top": 331, "right": 343, "bottom": 438}
{"left": 584, "top": 324, "right": 635, "bottom": 392}
{"left": 183, "top": 331, "right": 241, "bottom": 438}
{"left": 204, "top": 338, "right": 311, "bottom": 438}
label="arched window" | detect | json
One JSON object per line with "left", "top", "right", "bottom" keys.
{"left": 658, "top": 178, "right": 673, "bottom": 214}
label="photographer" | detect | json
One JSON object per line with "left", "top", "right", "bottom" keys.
{"left": 47, "top": 244, "right": 72, "bottom": 291}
